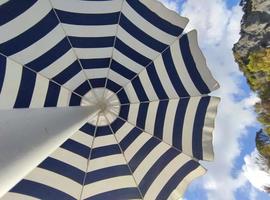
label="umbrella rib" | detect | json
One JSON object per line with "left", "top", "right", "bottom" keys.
{"left": 79, "top": 113, "right": 100, "bottom": 200}
{"left": 108, "top": 110, "right": 200, "bottom": 163}
{"left": 0, "top": 52, "right": 95, "bottom": 105}
{"left": 104, "top": 115, "right": 145, "bottom": 200}
{"left": 102, "top": 0, "right": 125, "bottom": 99}
{"left": 47, "top": 0, "right": 100, "bottom": 103}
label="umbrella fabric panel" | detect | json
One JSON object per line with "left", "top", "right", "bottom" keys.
{"left": 118, "top": 96, "right": 220, "bottom": 161}
{"left": 122, "top": 31, "right": 219, "bottom": 103}
{"left": 0, "top": 56, "right": 77, "bottom": 109}
{"left": 0, "top": 0, "right": 90, "bottom": 93}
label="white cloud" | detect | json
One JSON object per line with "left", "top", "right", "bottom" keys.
{"left": 243, "top": 149, "right": 270, "bottom": 192}
{"left": 161, "top": 0, "right": 260, "bottom": 199}
{"left": 158, "top": 0, "right": 179, "bottom": 11}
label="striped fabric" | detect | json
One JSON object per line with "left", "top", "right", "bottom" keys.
{"left": 0, "top": 0, "right": 220, "bottom": 199}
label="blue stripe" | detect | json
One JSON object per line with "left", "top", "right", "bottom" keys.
{"left": 129, "top": 137, "right": 160, "bottom": 172}
{"left": 180, "top": 35, "right": 210, "bottom": 94}
{"left": 27, "top": 38, "right": 71, "bottom": 72}
{"left": 38, "top": 157, "right": 85, "bottom": 184}
{"left": 10, "top": 180, "right": 76, "bottom": 200}
{"left": 111, "top": 118, "right": 125, "bottom": 133}
{"left": 139, "top": 148, "right": 179, "bottom": 195}
{"left": 69, "top": 36, "right": 114, "bottom": 48}
{"left": 85, "top": 165, "right": 131, "bottom": 184}
{"left": 137, "top": 103, "right": 149, "bottom": 129}
{"left": 80, "top": 58, "right": 110, "bottom": 69}
{"left": 0, "top": 0, "right": 37, "bottom": 26}
{"left": 120, "top": 127, "right": 142, "bottom": 151}
{"left": 55, "top": 9, "right": 119, "bottom": 25}
{"left": 126, "top": 0, "right": 183, "bottom": 36}
{"left": 192, "top": 96, "right": 210, "bottom": 159}
{"left": 132, "top": 77, "right": 149, "bottom": 102}
{"left": 14, "top": 68, "right": 36, "bottom": 108}
{"left": 173, "top": 99, "right": 189, "bottom": 149}
{"left": 147, "top": 63, "right": 168, "bottom": 99}
{"left": 0, "top": 10, "right": 58, "bottom": 56}
{"left": 106, "top": 79, "right": 122, "bottom": 93}
{"left": 96, "top": 126, "right": 112, "bottom": 136}
{"left": 120, "top": 14, "right": 167, "bottom": 52}
{"left": 44, "top": 82, "right": 60, "bottom": 107}
{"left": 116, "top": 89, "right": 130, "bottom": 104}
{"left": 156, "top": 160, "right": 200, "bottom": 200}
{"left": 162, "top": 48, "right": 189, "bottom": 97}
{"left": 91, "top": 144, "right": 121, "bottom": 159}
{"left": 119, "top": 104, "right": 129, "bottom": 119}
{"left": 61, "top": 139, "right": 90, "bottom": 159}
{"left": 85, "top": 188, "right": 141, "bottom": 200}
{"left": 53, "top": 61, "right": 81, "bottom": 84}
{"left": 154, "top": 101, "right": 168, "bottom": 139}
{"left": 111, "top": 60, "right": 136, "bottom": 80}
{"left": 74, "top": 81, "right": 91, "bottom": 96}
{"left": 115, "top": 38, "right": 151, "bottom": 66}
{"left": 0, "top": 56, "right": 6, "bottom": 94}
{"left": 80, "top": 123, "right": 95, "bottom": 136}
{"left": 89, "top": 78, "right": 105, "bottom": 88}
{"left": 69, "top": 94, "right": 81, "bottom": 106}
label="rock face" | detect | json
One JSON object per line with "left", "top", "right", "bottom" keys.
{"left": 233, "top": 0, "right": 270, "bottom": 65}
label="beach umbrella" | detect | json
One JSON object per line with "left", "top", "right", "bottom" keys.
{"left": 0, "top": 0, "right": 220, "bottom": 199}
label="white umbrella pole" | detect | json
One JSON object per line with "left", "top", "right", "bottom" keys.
{"left": 0, "top": 105, "right": 100, "bottom": 198}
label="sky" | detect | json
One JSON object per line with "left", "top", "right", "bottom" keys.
{"left": 159, "top": 0, "right": 270, "bottom": 199}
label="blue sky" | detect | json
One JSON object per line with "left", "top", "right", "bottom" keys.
{"left": 159, "top": 0, "right": 270, "bottom": 199}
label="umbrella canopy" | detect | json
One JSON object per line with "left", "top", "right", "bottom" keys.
{"left": 0, "top": 0, "right": 220, "bottom": 199}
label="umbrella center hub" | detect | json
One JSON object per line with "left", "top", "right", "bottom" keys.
{"left": 81, "top": 88, "right": 120, "bottom": 126}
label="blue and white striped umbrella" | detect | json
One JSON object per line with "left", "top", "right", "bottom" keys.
{"left": 0, "top": 0, "right": 220, "bottom": 199}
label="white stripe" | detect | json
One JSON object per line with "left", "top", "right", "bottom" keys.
{"left": 82, "top": 176, "right": 136, "bottom": 199}
{"left": 122, "top": 2, "right": 176, "bottom": 45}
{"left": 108, "top": 70, "right": 129, "bottom": 87}
{"left": 163, "top": 100, "right": 178, "bottom": 145}
{"left": 144, "top": 153, "right": 191, "bottom": 200}
{"left": 134, "top": 141, "right": 170, "bottom": 183}
{"left": 139, "top": 72, "right": 158, "bottom": 101}
{"left": 124, "top": 84, "right": 139, "bottom": 103}
{"left": 50, "top": 148, "right": 87, "bottom": 171}
{"left": 0, "top": 0, "right": 51, "bottom": 43}
{"left": 57, "top": 88, "right": 71, "bottom": 107}
{"left": 154, "top": 56, "right": 178, "bottom": 98}
{"left": 93, "top": 135, "right": 116, "bottom": 148}
{"left": 182, "top": 97, "right": 200, "bottom": 157}
{"left": 62, "top": 24, "right": 117, "bottom": 37}
{"left": 87, "top": 154, "right": 126, "bottom": 172}
{"left": 30, "top": 75, "right": 49, "bottom": 108}
{"left": 171, "top": 38, "right": 200, "bottom": 96}
{"left": 168, "top": 166, "right": 205, "bottom": 200}
{"left": 63, "top": 71, "right": 86, "bottom": 91}
{"left": 140, "top": 0, "right": 188, "bottom": 29}
{"left": 26, "top": 168, "right": 81, "bottom": 199}
{"left": 51, "top": 0, "right": 122, "bottom": 14}
{"left": 75, "top": 47, "right": 113, "bottom": 59}
{"left": 187, "top": 31, "right": 219, "bottom": 92}
{"left": 0, "top": 59, "right": 22, "bottom": 109}
{"left": 124, "top": 133, "right": 151, "bottom": 162}
{"left": 114, "top": 122, "right": 134, "bottom": 142}
{"left": 40, "top": 49, "right": 77, "bottom": 79}
{"left": 144, "top": 101, "right": 159, "bottom": 134}
{"left": 71, "top": 130, "right": 93, "bottom": 147}
{"left": 2, "top": 193, "right": 39, "bottom": 200}
{"left": 113, "top": 49, "right": 144, "bottom": 73}
{"left": 85, "top": 68, "right": 108, "bottom": 80}
{"left": 10, "top": 25, "right": 65, "bottom": 65}
{"left": 117, "top": 26, "right": 159, "bottom": 59}
{"left": 127, "top": 103, "right": 140, "bottom": 125}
